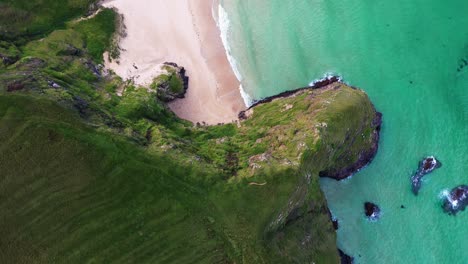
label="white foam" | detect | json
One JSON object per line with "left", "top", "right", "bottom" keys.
{"left": 218, "top": 4, "right": 252, "bottom": 107}
{"left": 239, "top": 84, "right": 254, "bottom": 106}
{"left": 308, "top": 73, "right": 343, "bottom": 86}
{"left": 439, "top": 189, "right": 450, "bottom": 199}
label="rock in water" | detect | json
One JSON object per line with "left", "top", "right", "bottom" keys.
{"left": 364, "top": 202, "right": 381, "bottom": 220}
{"left": 338, "top": 249, "right": 354, "bottom": 264}
{"left": 443, "top": 185, "right": 468, "bottom": 215}
{"left": 411, "top": 156, "right": 442, "bottom": 195}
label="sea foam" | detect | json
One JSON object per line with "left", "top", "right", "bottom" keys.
{"left": 309, "top": 73, "right": 343, "bottom": 87}
{"left": 217, "top": 4, "right": 253, "bottom": 107}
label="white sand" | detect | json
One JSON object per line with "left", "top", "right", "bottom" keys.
{"left": 103, "top": 0, "right": 246, "bottom": 124}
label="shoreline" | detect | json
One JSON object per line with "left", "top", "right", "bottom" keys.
{"left": 102, "top": 0, "right": 246, "bottom": 124}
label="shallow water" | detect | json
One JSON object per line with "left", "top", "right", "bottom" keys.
{"left": 221, "top": 0, "right": 468, "bottom": 262}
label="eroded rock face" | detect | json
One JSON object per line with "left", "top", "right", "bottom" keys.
{"left": 364, "top": 202, "right": 381, "bottom": 220}
{"left": 411, "top": 156, "right": 442, "bottom": 195}
{"left": 443, "top": 185, "right": 468, "bottom": 215}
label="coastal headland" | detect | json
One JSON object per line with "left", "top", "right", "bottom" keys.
{"left": 0, "top": 0, "right": 382, "bottom": 263}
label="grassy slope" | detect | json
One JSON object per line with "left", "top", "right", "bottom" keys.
{"left": 0, "top": 0, "right": 99, "bottom": 42}
{"left": 0, "top": 85, "right": 376, "bottom": 263}
{"left": 0, "top": 3, "right": 379, "bottom": 263}
{"left": 0, "top": 95, "right": 226, "bottom": 263}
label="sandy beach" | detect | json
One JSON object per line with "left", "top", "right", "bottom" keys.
{"left": 102, "top": 0, "right": 246, "bottom": 124}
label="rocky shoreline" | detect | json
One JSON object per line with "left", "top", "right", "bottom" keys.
{"left": 239, "top": 76, "right": 340, "bottom": 119}
{"left": 319, "top": 111, "right": 382, "bottom": 181}
{"left": 239, "top": 76, "right": 382, "bottom": 182}
{"left": 237, "top": 77, "right": 382, "bottom": 262}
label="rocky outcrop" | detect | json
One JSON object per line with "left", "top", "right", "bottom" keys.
{"left": 364, "top": 202, "right": 381, "bottom": 220}
{"left": 338, "top": 249, "right": 354, "bottom": 264}
{"left": 239, "top": 75, "right": 340, "bottom": 119}
{"left": 0, "top": 53, "right": 19, "bottom": 66}
{"left": 153, "top": 62, "right": 189, "bottom": 102}
{"left": 443, "top": 185, "right": 468, "bottom": 215}
{"left": 411, "top": 156, "right": 442, "bottom": 195}
{"left": 57, "top": 44, "right": 83, "bottom": 57}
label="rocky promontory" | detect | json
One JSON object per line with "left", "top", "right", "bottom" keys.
{"left": 234, "top": 80, "right": 381, "bottom": 262}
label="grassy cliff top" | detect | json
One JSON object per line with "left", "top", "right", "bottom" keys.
{"left": 0, "top": 3, "right": 381, "bottom": 263}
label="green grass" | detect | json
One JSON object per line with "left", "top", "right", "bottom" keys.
{"left": 0, "top": 95, "right": 226, "bottom": 263}
{"left": 0, "top": 0, "right": 99, "bottom": 42}
{"left": 69, "top": 9, "right": 117, "bottom": 63}
{"left": 0, "top": 83, "right": 377, "bottom": 263}
{"left": 0, "top": 1, "right": 380, "bottom": 262}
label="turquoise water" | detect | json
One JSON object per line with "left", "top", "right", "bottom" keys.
{"left": 221, "top": 0, "right": 468, "bottom": 263}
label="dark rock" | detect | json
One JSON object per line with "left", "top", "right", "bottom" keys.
{"left": 82, "top": 59, "right": 101, "bottom": 77}
{"left": 73, "top": 96, "right": 89, "bottom": 117}
{"left": 6, "top": 81, "right": 25, "bottom": 92}
{"left": 338, "top": 248, "right": 354, "bottom": 264}
{"left": 401, "top": 205, "right": 406, "bottom": 209}
{"left": 238, "top": 110, "right": 247, "bottom": 120}
{"left": 156, "top": 62, "right": 189, "bottom": 102}
{"left": 16, "top": 58, "right": 46, "bottom": 70}
{"left": 247, "top": 75, "right": 340, "bottom": 109}
{"left": 0, "top": 53, "right": 19, "bottom": 66}
{"left": 163, "top": 62, "right": 179, "bottom": 67}
{"left": 332, "top": 218, "right": 339, "bottom": 230}
{"left": 411, "top": 156, "right": 441, "bottom": 195}
{"left": 364, "top": 202, "right": 381, "bottom": 220}
{"left": 443, "top": 185, "right": 468, "bottom": 215}
{"left": 57, "top": 44, "right": 82, "bottom": 57}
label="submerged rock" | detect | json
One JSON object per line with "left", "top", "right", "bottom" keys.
{"left": 364, "top": 202, "right": 381, "bottom": 220}
{"left": 411, "top": 156, "right": 442, "bottom": 195}
{"left": 443, "top": 185, "right": 468, "bottom": 215}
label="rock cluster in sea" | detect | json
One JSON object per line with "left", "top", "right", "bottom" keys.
{"left": 364, "top": 202, "right": 381, "bottom": 220}
{"left": 442, "top": 185, "right": 468, "bottom": 215}
{"left": 411, "top": 156, "right": 441, "bottom": 195}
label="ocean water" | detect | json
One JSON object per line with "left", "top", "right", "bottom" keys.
{"left": 219, "top": 0, "right": 468, "bottom": 263}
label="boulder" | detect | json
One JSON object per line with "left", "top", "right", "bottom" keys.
{"left": 364, "top": 202, "right": 380, "bottom": 220}
{"left": 152, "top": 62, "right": 189, "bottom": 102}
{"left": 443, "top": 185, "right": 468, "bottom": 215}
{"left": 411, "top": 156, "right": 441, "bottom": 195}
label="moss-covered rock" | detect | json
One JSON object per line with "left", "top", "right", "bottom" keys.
{"left": 150, "top": 62, "right": 188, "bottom": 102}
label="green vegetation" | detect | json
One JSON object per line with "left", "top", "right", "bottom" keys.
{"left": 0, "top": 0, "right": 99, "bottom": 43}
{"left": 69, "top": 9, "right": 118, "bottom": 63}
{"left": 150, "top": 65, "right": 186, "bottom": 102}
{"left": 0, "top": 2, "right": 380, "bottom": 263}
